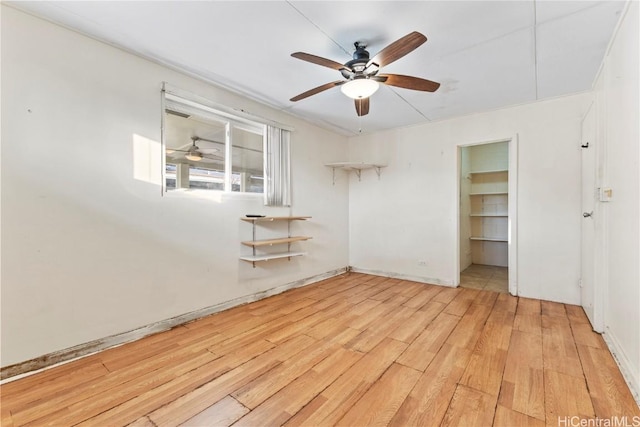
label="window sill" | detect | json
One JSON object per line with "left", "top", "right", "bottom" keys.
{"left": 165, "top": 188, "right": 264, "bottom": 203}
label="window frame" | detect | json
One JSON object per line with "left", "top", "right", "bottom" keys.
{"left": 161, "top": 85, "right": 286, "bottom": 196}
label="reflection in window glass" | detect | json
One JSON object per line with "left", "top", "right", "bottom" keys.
{"left": 188, "top": 166, "right": 224, "bottom": 190}
{"left": 164, "top": 111, "right": 227, "bottom": 191}
{"left": 166, "top": 163, "right": 177, "bottom": 189}
{"left": 163, "top": 97, "right": 266, "bottom": 194}
{"left": 232, "top": 126, "right": 264, "bottom": 193}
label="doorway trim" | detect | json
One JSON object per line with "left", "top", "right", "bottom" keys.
{"left": 455, "top": 135, "right": 519, "bottom": 295}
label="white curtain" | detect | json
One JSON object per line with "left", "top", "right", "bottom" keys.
{"left": 264, "top": 126, "right": 291, "bottom": 206}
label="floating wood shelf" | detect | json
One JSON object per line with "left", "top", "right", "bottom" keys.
{"left": 241, "top": 236, "right": 312, "bottom": 247}
{"left": 324, "top": 162, "right": 387, "bottom": 184}
{"left": 240, "top": 251, "right": 307, "bottom": 262}
{"left": 241, "top": 216, "right": 311, "bottom": 222}
{"left": 470, "top": 236, "right": 508, "bottom": 242}
{"left": 240, "top": 216, "right": 312, "bottom": 267}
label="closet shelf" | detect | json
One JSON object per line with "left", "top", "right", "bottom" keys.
{"left": 469, "top": 214, "right": 508, "bottom": 217}
{"left": 240, "top": 251, "right": 306, "bottom": 262}
{"left": 468, "top": 169, "right": 508, "bottom": 175}
{"left": 241, "top": 236, "right": 312, "bottom": 247}
{"left": 324, "top": 162, "right": 387, "bottom": 184}
{"left": 470, "top": 236, "right": 508, "bottom": 242}
{"left": 469, "top": 192, "right": 508, "bottom": 196}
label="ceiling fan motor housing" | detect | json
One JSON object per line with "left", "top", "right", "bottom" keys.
{"left": 344, "top": 43, "right": 371, "bottom": 74}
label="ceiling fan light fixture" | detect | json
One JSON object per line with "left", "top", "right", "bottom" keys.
{"left": 185, "top": 152, "right": 202, "bottom": 161}
{"left": 340, "top": 78, "right": 379, "bottom": 99}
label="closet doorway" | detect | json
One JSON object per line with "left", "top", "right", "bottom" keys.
{"left": 458, "top": 139, "right": 517, "bottom": 294}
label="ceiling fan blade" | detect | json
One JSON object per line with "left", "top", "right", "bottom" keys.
{"left": 368, "top": 31, "right": 427, "bottom": 68}
{"left": 290, "top": 80, "right": 345, "bottom": 102}
{"left": 355, "top": 98, "right": 370, "bottom": 116}
{"left": 291, "top": 52, "right": 348, "bottom": 71}
{"left": 378, "top": 74, "right": 440, "bottom": 92}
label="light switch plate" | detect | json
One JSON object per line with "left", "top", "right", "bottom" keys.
{"left": 599, "top": 187, "right": 613, "bottom": 202}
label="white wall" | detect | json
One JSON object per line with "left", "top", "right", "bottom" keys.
{"left": 593, "top": 1, "right": 640, "bottom": 399}
{"left": 0, "top": 6, "right": 349, "bottom": 367}
{"left": 348, "top": 93, "right": 592, "bottom": 304}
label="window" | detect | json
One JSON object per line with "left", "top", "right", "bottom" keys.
{"left": 163, "top": 93, "right": 264, "bottom": 194}
{"left": 162, "top": 86, "right": 292, "bottom": 205}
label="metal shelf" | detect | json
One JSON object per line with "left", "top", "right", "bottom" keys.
{"left": 325, "top": 162, "right": 387, "bottom": 184}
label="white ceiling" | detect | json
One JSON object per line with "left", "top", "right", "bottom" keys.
{"left": 8, "top": 1, "right": 624, "bottom": 136}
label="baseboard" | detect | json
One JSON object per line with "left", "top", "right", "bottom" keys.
{"left": 349, "top": 267, "right": 455, "bottom": 287}
{"left": 602, "top": 329, "right": 640, "bottom": 407}
{"left": 0, "top": 267, "right": 348, "bottom": 381}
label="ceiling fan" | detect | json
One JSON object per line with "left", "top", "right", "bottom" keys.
{"left": 289, "top": 31, "right": 440, "bottom": 117}
{"left": 166, "top": 136, "right": 222, "bottom": 162}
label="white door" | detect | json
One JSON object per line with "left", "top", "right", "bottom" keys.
{"left": 580, "top": 106, "right": 599, "bottom": 330}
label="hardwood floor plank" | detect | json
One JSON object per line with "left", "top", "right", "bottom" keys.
{"left": 396, "top": 312, "right": 460, "bottom": 371}
{"left": 441, "top": 384, "right": 497, "bottom": 427}
{"left": 284, "top": 337, "right": 408, "bottom": 427}
{"left": 334, "top": 363, "right": 421, "bottom": 426}
{"left": 542, "top": 315, "right": 584, "bottom": 379}
{"left": 180, "top": 396, "right": 248, "bottom": 427}
{"left": 514, "top": 313, "right": 542, "bottom": 335}
{"left": 445, "top": 303, "right": 493, "bottom": 350}
{"left": 544, "top": 369, "right": 595, "bottom": 423}
{"left": 232, "top": 347, "right": 362, "bottom": 426}
{"left": 1, "top": 361, "right": 109, "bottom": 409}
{"left": 493, "top": 293, "right": 518, "bottom": 313}
{"left": 346, "top": 306, "right": 416, "bottom": 352}
{"left": 402, "top": 285, "right": 444, "bottom": 309}
{"left": 144, "top": 335, "right": 315, "bottom": 426}
{"left": 11, "top": 349, "right": 221, "bottom": 426}
{"left": 570, "top": 322, "right": 604, "bottom": 349}
{"left": 388, "top": 301, "right": 446, "bottom": 343}
{"left": 565, "top": 304, "right": 590, "bottom": 325}
{"left": 541, "top": 300, "right": 567, "bottom": 318}
{"left": 432, "top": 286, "right": 462, "bottom": 304}
{"left": 460, "top": 309, "right": 514, "bottom": 396}
{"left": 265, "top": 300, "right": 351, "bottom": 343}
{"left": 474, "top": 290, "right": 499, "bottom": 307}
{"left": 576, "top": 344, "right": 640, "bottom": 418}
{"left": 348, "top": 298, "right": 404, "bottom": 331}
{"left": 232, "top": 340, "right": 341, "bottom": 409}
{"left": 517, "top": 298, "right": 541, "bottom": 315}
{"left": 0, "top": 355, "right": 102, "bottom": 396}
{"left": 127, "top": 415, "right": 156, "bottom": 427}
{"left": 74, "top": 340, "right": 277, "bottom": 426}
{"left": 349, "top": 297, "right": 383, "bottom": 315}
{"left": 2, "top": 274, "right": 638, "bottom": 427}
{"left": 443, "top": 288, "right": 476, "bottom": 316}
{"left": 389, "top": 343, "right": 472, "bottom": 427}
{"left": 494, "top": 404, "right": 545, "bottom": 427}
{"left": 499, "top": 330, "right": 545, "bottom": 421}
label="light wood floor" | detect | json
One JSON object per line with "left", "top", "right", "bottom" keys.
{"left": 2, "top": 273, "right": 639, "bottom": 426}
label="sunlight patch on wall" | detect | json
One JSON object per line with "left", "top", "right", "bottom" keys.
{"left": 132, "top": 134, "right": 162, "bottom": 185}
